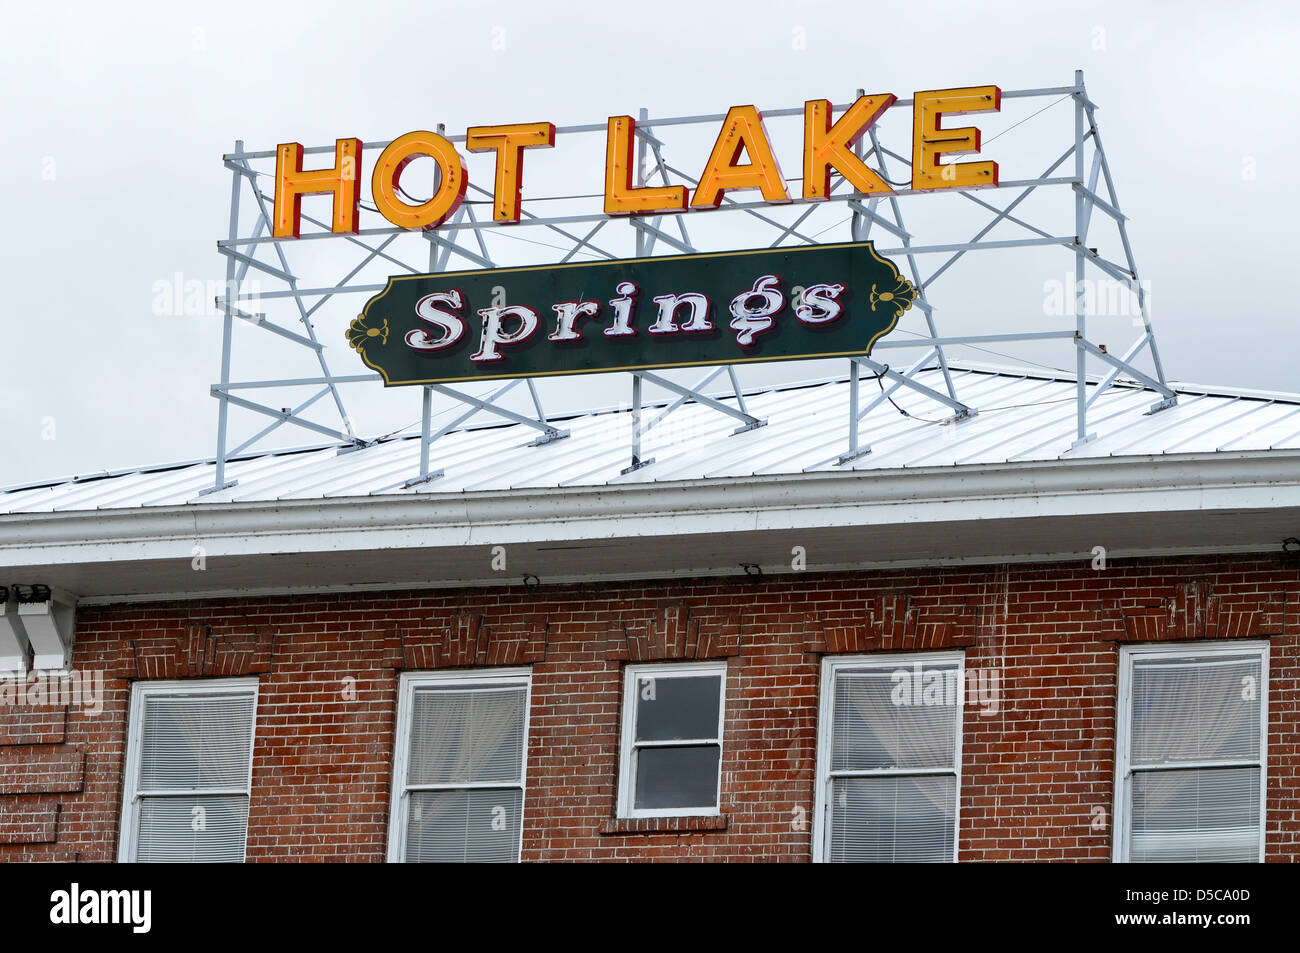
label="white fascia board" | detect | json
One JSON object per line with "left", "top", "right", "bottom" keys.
{"left": 1, "top": 451, "right": 1298, "bottom": 570}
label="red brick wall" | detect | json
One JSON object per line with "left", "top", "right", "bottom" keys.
{"left": 1, "top": 554, "right": 1296, "bottom": 862}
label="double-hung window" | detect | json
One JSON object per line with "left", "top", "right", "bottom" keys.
{"left": 617, "top": 662, "right": 726, "bottom": 817}
{"left": 814, "top": 653, "right": 963, "bottom": 862}
{"left": 388, "top": 669, "right": 531, "bottom": 862}
{"left": 1116, "top": 642, "right": 1267, "bottom": 863}
{"left": 118, "top": 678, "right": 258, "bottom": 863}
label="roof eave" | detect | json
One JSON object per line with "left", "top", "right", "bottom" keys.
{"left": 1, "top": 450, "right": 1297, "bottom": 604}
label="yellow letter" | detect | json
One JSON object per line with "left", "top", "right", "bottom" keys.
{"left": 803, "top": 95, "right": 896, "bottom": 200}
{"left": 692, "top": 105, "right": 790, "bottom": 209}
{"left": 911, "top": 86, "right": 1001, "bottom": 191}
{"left": 370, "top": 130, "right": 467, "bottom": 231}
{"left": 604, "top": 116, "right": 688, "bottom": 215}
{"left": 272, "top": 138, "right": 361, "bottom": 238}
{"left": 466, "top": 122, "right": 556, "bottom": 222}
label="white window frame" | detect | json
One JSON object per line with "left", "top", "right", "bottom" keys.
{"left": 117, "top": 677, "right": 259, "bottom": 864}
{"left": 386, "top": 667, "right": 532, "bottom": 863}
{"left": 813, "top": 652, "right": 965, "bottom": 863}
{"left": 1113, "top": 640, "right": 1269, "bottom": 864}
{"left": 617, "top": 660, "right": 727, "bottom": 819}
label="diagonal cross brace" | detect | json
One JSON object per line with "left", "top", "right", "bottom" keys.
{"left": 1078, "top": 339, "right": 1175, "bottom": 401}
{"left": 853, "top": 357, "right": 973, "bottom": 416}
{"left": 637, "top": 371, "right": 766, "bottom": 434}
{"left": 426, "top": 383, "right": 570, "bottom": 444}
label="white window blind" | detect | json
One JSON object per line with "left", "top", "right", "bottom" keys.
{"left": 389, "top": 670, "right": 530, "bottom": 863}
{"left": 119, "top": 681, "right": 258, "bottom": 863}
{"left": 617, "top": 662, "right": 726, "bottom": 818}
{"left": 1118, "top": 644, "right": 1267, "bottom": 863}
{"left": 816, "top": 655, "right": 963, "bottom": 863}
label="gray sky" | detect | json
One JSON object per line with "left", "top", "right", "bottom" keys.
{"left": 1, "top": 0, "right": 1297, "bottom": 488}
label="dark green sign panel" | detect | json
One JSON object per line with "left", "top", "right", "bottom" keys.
{"left": 347, "top": 241, "right": 915, "bottom": 386}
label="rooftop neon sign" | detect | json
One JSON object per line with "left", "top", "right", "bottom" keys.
{"left": 271, "top": 86, "right": 1002, "bottom": 239}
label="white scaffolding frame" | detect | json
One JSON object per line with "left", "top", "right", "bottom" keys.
{"left": 209, "top": 70, "right": 1172, "bottom": 492}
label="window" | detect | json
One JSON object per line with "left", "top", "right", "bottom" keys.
{"left": 1115, "top": 642, "right": 1267, "bottom": 863}
{"left": 814, "top": 653, "right": 963, "bottom": 863}
{"left": 118, "top": 679, "right": 258, "bottom": 863}
{"left": 388, "top": 669, "right": 531, "bottom": 863}
{"left": 617, "top": 662, "right": 725, "bottom": 818}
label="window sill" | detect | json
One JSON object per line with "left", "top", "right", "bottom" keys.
{"left": 600, "top": 815, "right": 729, "bottom": 836}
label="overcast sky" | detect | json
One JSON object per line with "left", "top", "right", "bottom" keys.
{"left": 1, "top": 0, "right": 1296, "bottom": 488}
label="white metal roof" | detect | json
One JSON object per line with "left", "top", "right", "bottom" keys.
{"left": 3, "top": 363, "right": 1300, "bottom": 603}
{"left": 4, "top": 364, "right": 1300, "bottom": 515}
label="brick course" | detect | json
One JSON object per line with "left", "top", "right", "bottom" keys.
{"left": 1, "top": 554, "right": 1295, "bottom": 862}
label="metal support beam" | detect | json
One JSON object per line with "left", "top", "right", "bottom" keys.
{"left": 1072, "top": 69, "right": 1094, "bottom": 448}
{"left": 218, "top": 392, "right": 365, "bottom": 446}
{"left": 874, "top": 330, "right": 1075, "bottom": 349}
{"left": 1083, "top": 100, "right": 1171, "bottom": 392}
{"left": 867, "top": 123, "right": 958, "bottom": 405}
{"left": 725, "top": 366, "right": 750, "bottom": 417}
{"left": 853, "top": 357, "right": 972, "bottom": 416}
{"left": 210, "top": 138, "right": 243, "bottom": 496}
{"left": 643, "top": 368, "right": 721, "bottom": 434}
{"left": 405, "top": 386, "right": 444, "bottom": 488}
{"left": 213, "top": 308, "right": 325, "bottom": 351}
{"left": 637, "top": 371, "right": 766, "bottom": 434}
{"left": 840, "top": 359, "right": 869, "bottom": 465}
{"left": 1078, "top": 339, "right": 1176, "bottom": 400}
{"left": 852, "top": 350, "right": 944, "bottom": 424}
{"left": 239, "top": 164, "right": 356, "bottom": 443}
{"left": 232, "top": 387, "right": 332, "bottom": 456}
{"left": 426, "top": 384, "right": 569, "bottom": 443}
{"left": 622, "top": 374, "right": 654, "bottom": 475}
{"left": 1086, "top": 334, "right": 1150, "bottom": 410}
